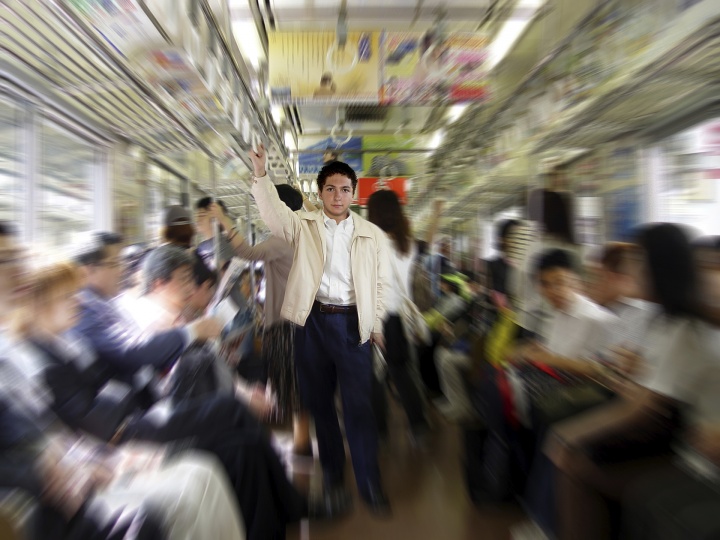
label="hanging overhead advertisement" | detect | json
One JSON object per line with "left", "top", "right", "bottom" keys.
{"left": 269, "top": 32, "right": 381, "bottom": 103}
{"left": 362, "top": 135, "right": 424, "bottom": 177}
{"left": 298, "top": 136, "right": 363, "bottom": 175}
{"left": 380, "top": 32, "right": 489, "bottom": 105}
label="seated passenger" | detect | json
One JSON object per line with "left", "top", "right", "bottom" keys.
{"left": 74, "top": 233, "right": 222, "bottom": 381}
{"left": 512, "top": 248, "right": 617, "bottom": 378}
{"left": 179, "top": 256, "right": 218, "bottom": 324}
{"left": 0, "top": 222, "right": 244, "bottom": 540}
{"left": 549, "top": 223, "right": 720, "bottom": 540}
{"left": 435, "top": 220, "right": 518, "bottom": 422}
{"left": 11, "top": 258, "right": 305, "bottom": 540}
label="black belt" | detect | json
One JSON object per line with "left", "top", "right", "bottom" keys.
{"left": 314, "top": 302, "right": 357, "bottom": 315}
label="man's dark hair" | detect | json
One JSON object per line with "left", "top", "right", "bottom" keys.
{"left": 193, "top": 256, "right": 218, "bottom": 288}
{"left": 316, "top": 161, "right": 358, "bottom": 192}
{"left": 534, "top": 248, "right": 576, "bottom": 280}
{"left": 0, "top": 221, "right": 17, "bottom": 236}
{"left": 142, "top": 245, "right": 194, "bottom": 295}
{"left": 75, "top": 232, "right": 123, "bottom": 266}
{"left": 196, "top": 197, "right": 228, "bottom": 214}
{"left": 276, "top": 184, "right": 303, "bottom": 212}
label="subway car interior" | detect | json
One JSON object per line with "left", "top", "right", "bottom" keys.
{"left": 2, "top": 0, "right": 720, "bottom": 539}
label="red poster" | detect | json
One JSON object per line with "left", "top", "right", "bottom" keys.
{"left": 355, "top": 177, "right": 407, "bottom": 206}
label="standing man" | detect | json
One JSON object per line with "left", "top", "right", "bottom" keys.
{"left": 251, "top": 145, "right": 391, "bottom": 517}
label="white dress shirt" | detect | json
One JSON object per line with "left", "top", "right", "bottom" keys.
{"left": 316, "top": 213, "right": 356, "bottom": 306}
{"left": 384, "top": 240, "right": 415, "bottom": 315}
{"left": 543, "top": 293, "right": 618, "bottom": 359}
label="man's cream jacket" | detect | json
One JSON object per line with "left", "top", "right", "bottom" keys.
{"left": 252, "top": 174, "right": 389, "bottom": 344}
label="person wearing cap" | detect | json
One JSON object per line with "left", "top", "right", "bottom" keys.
{"left": 162, "top": 205, "right": 196, "bottom": 249}
{"left": 250, "top": 144, "right": 392, "bottom": 518}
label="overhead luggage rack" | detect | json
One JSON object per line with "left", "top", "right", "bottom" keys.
{"left": 1, "top": 0, "right": 209, "bottom": 156}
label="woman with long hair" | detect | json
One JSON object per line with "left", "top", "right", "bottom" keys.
{"left": 367, "top": 190, "right": 429, "bottom": 443}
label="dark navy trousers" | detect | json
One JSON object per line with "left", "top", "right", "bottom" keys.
{"left": 295, "top": 303, "right": 380, "bottom": 493}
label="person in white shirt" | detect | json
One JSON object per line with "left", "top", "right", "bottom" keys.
{"left": 366, "top": 189, "right": 428, "bottom": 441}
{"left": 507, "top": 189, "right": 582, "bottom": 336}
{"left": 250, "top": 146, "right": 391, "bottom": 518}
{"left": 514, "top": 248, "right": 617, "bottom": 374}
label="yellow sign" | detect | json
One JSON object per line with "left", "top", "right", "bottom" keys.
{"left": 269, "top": 32, "right": 381, "bottom": 103}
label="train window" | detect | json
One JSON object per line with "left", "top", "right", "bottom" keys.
{"left": 37, "top": 121, "right": 95, "bottom": 254}
{"left": 0, "top": 98, "right": 24, "bottom": 232}
{"left": 654, "top": 118, "right": 720, "bottom": 235}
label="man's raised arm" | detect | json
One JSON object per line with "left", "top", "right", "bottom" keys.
{"left": 249, "top": 145, "right": 301, "bottom": 246}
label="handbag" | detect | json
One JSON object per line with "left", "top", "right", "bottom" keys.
{"left": 390, "top": 250, "right": 432, "bottom": 346}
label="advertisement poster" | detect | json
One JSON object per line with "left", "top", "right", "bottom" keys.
{"left": 380, "top": 32, "right": 489, "bottom": 105}
{"left": 298, "top": 136, "right": 363, "bottom": 175}
{"left": 362, "top": 135, "right": 422, "bottom": 177}
{"left": 269, "top": 32, "right": 381, "bottom": 103}
{"left": 137, "top": 48, "right": 222, "bottom": 117}
{"left": 355, "top": 177, "right": 407, "bottom": 206}
{"left": 67, "top": 0, "right": 163, "bottom": 58}
{"left": 606, "top": 186, "right": 641, "bottom": 241}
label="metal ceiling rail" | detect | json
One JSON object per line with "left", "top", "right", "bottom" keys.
{"left": 196, "top": 0, "right": 289, "bottom": 165}
{"left": 3, "top": 3, "right": 198, "bottom": 155}
{"left": 413, "top": 1, "right": 619, "bottom": 207}
{"left": 534, "top": 24, "right": 720, "bottom": 152}
{"left": 4, "top": 3, "right": 183, "bottom": 153}
{"left": 47, "top": 0, "right": 214, "bottom": 156}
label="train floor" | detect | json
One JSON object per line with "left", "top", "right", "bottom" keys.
{"left": 273, "top": 403, "right": 526, "bottom": 540}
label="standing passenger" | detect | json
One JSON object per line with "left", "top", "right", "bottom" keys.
{"left": 367, "top": 189, "right": 429, "bottom": 443}
{"left": 250, "top": 145, "right": 392, "bottom": 517}
{"left": 209, "top": 186, "right": 314, "bottom": 457}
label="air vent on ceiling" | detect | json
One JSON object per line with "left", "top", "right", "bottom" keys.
{"left": 346, "top": 106, "right": 388, "bottom": 123}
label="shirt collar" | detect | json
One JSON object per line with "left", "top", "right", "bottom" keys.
{"left": 323, "top": 211, "right": 353, "bottom": 230}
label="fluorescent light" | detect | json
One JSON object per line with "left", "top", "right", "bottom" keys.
{"left": 447, "top": 104, "right": 468, "bottom": 123}
{"left": 429, "top": 130, "right": 445, "bottom": 150}
{"left": 232, "top": 21, "right": 265, "bottom": 69}
{"left": 303, "top": 181, "right": 310, "bottom": 193}
{"left": 271, "top": 106, "right": 283, "bottom": 124}
{"left": 486, "top": 0, "right": 546, "bottom": 71}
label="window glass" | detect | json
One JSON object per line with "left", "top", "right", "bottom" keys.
{"left": 655, "top": 118, "right": 720, "bottom": 235}
{"left": 37, "top": 121, "right": 95, "bottom": 255}
{"left": 0, "top": 98, "right": 24, "bottom": 231}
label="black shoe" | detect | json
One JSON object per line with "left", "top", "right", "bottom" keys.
{"left": 359, "top": 483, "right": 392, "bottom": 518}
{"left": 307, "top": 486, "right": 352, "bottom": 520}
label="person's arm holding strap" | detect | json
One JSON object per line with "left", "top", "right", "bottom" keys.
{"left": 210, "top": 204, "right": 279, "bottom": 262}
{"left": 249, "top": 145, "right": 301, "bottom": 246}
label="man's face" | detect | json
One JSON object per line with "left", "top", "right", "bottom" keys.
{"left": 88, "top": 245, "right": 124, "bottom": 299}
{"left": 195, "top": 208, "right": 213, "bottom": 240}
{"left": 539, "top": 267, "right": 577, "bottom": 311}
{"left": 319, "top": 174, "right": 354, "bottom": 222}
{"left": 156, "top": 265, "right": 194, "bottom": 313}
{"left": 0, "top": 234, "right": 26, "bottom": 315}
